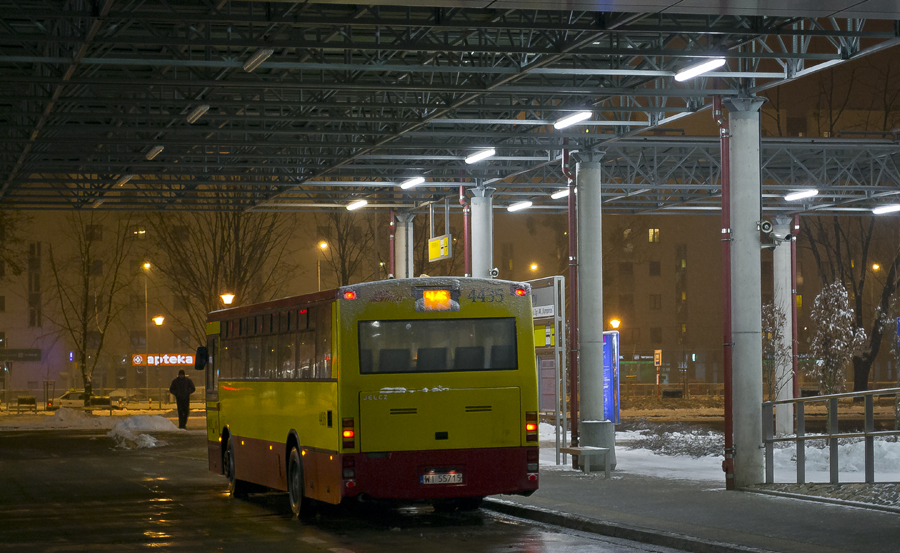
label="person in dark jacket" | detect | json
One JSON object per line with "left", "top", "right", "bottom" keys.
{"left": 169, "top": 369, "right": 196, "bottom": 429}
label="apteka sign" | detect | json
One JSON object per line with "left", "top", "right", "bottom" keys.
{"left": 132, "top": 353, "right": 195, "bottom": 367}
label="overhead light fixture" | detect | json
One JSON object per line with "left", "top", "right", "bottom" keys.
{"left": 553, "top": 111, "right": 593, "bottom": 130}
{"left": 115, "top": 174, "right": 133, "bottom": 186}
{"left": 674, "top": 58, "right": 727, "bottom": 82}
{"left": 186, "top": 104, "right": 210, "bottom": 124}
{"left": 873, "top": 204, "right": 900, "bottom": 215}
{"left": 465, "top": 148, "right": 496, "bottom": 164}
{"left": 784, "top": 189, "right": 818, "bottom": 201}
{"left": 400, "top": 177, "right": 425, "bottom": 190}
{"left": 243, "top": 48, "right": 274, "bottom": 72}
{"left": 91, "top": 199, "right": 104, "bottom": 209}
{"left": 347, "top": 199, "right": 368, "bottom": 211}
{"left": 507, "top": 200, "right": 533, "bottom": 212}
{"left": 145, "top": 145, "right": 164, "bottom": 160}
{"left": 550, "top": 189, "right": 570, "bottom": 199}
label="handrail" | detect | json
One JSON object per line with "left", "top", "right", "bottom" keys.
{"left": 762, "top": 387, "right": 900, "bottom": 485}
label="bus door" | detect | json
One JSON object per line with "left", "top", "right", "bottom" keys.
{"left": 205, "top": 336, "right": 220, "bottom": 454}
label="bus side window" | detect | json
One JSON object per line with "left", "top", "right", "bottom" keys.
{"left": 262, "top": 334, "right": 277, "bottom": 379}
{"left": 279, "top": 333, "right": 296, "bottom": 379}
{"left": 206, "top": 337, "right": 218, "bottom": 398}
{"left": 314, "top": 303, "right": 332, "bottom": 378}
{"left": 297, "top": 331, "right": 314, "bottom": 379}
{"left": 247, "top": 337, "right": 261, "bottom": 378}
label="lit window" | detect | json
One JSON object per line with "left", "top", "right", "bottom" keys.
{"left": 648, "top": 229, "right": 660, "bottom": 243}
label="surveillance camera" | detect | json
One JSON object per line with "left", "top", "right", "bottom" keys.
{"left": 759, "top": 220, "right": 774, "bottom": 234}
{"left": 773, "top": 232, "right": 795, "bottom": 243}
{"left": 489, "top": 267, "right": 500, "bottom": 278}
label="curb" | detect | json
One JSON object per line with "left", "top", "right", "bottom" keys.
{"left": 743, "top": 488, "right": 900, "bottom": 515}
{"left": 483, "top": 498, "right": 775, "bottom": 553}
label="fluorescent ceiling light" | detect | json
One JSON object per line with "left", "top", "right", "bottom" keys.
{"left": 145, "top": 145, "right": 164, "bottom": 160}
{"left": 243, "top": 48, "right": 274, "bottom": 72}
{"left": 784, "top": 189, "right": 818, "bottom": 201}
{"left": 674, "top": 58, "right": 726, "bottom": 82}
{"left": 186, "top": 104, "right": 210, "bottom": 124}
{"left": 465, "top": 148, "right": 495, "bottom": 164}
{"left": 550, "top": 189, "right": 570, "bottom": 199}
{"left": 400, "top": 177, "right": 425, "bottom": 190}
{"left": 92, "top": 199, "right": 104, "bottom": 208}
{"left": 553, "top": 111, "right": 593, "bottom": 130}
{"left": 346, "top": 199, "right": 368, "bottom": 211}
{"left": 873, "top": 204, "right": 900, "bottom": 215}
{"left": 115, "top": 174, "right": 133, "bottom": 186}
{"left": 507, "top": 200, "right": 533, "bottom": 212}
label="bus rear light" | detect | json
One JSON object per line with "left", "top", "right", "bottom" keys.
{"left": 345, "top": 480, "right": 356, "bottom": 489}
{"left": 525, "top": 412, "right": 539, "bottom": 442}
{"left": 515, "top": 287, "right": 527, "bottom": 296}
{"left": 342, "top": 418, "right": 355, "bottom": 449}
{"left": 343, "top": 468, "right": 356, "bottom": 478}
{"left": 343, "top": 290, "right": 357, "bottom": 300}
{"left": 528, "top": 473, "right": 538, "bottom": 482}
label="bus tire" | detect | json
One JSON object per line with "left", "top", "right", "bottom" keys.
{"left": 288, "top": 446, "right": 309, "bottom": 517}
{"left": 225, "top": 437, "right": 251, "bottom": 498}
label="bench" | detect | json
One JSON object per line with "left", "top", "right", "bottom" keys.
{"left": 16, "top": 396, "right": 37, "bottom": 414}
{"left": 559, "top": 446, "right": 611, "bottom": 478}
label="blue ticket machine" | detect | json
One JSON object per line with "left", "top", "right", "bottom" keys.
{"left": 602, "top": 331, "right": 621, "bottom": 424}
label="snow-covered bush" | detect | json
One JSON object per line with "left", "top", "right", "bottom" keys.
{"left": 806, "top": 282, "right": 867, "bottom": 396}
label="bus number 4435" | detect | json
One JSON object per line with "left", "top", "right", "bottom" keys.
{"left": 466, "top": 288, "right": 503, "bottom": 303}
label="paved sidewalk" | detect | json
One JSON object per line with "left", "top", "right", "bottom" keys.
{"left": 485, "top": 464, "right": 899, "bottom": 553}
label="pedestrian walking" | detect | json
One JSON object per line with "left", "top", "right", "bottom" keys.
{"left": 169, "top": 369, "right": 196, "bottom": 429}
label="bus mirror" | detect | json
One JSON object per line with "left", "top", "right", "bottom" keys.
{"left": 194, "top": 346, "right": 209, "bottom": 371}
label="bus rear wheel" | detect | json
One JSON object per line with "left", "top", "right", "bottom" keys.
{"left": 288, "top": 447, "right": 309, "bottom": 517}
{"left": 225, "top": 437, "right": 251, "bottom": 498}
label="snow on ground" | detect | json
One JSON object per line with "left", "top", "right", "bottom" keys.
{"left": 539, "top": 421, "right": 900, "bottom": 484}
{"left": 0, "top": 408, "right": 184, "bottom": 449}
{"left": 107, "top": 415, "right": 180, "bottom": 449}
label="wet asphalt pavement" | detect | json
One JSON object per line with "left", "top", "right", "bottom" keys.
{"left": 0, "top": 429, "right": 684, "bottom": 553}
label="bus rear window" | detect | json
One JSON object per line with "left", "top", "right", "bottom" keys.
{"left": 358, "top": 318, "right": 517, "bottom": 374}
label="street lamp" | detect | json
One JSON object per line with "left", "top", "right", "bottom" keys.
{"left": 317, "top": 241, "right": 328, "bottom": 291}
{"left": 220, "top": 293, "right": 235, "bottom": 305}
{"left": 609, "top": 318, "right": 621, "bottom": 330}
{"left": 530, "top": 263, "right": 538, "bottom": 271}
{"left": 153, "top": 316, "right": 164, "bottom": 409}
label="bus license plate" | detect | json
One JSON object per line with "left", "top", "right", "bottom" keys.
{"left": 421, "top": 473, "right": 463, "bottom": 485}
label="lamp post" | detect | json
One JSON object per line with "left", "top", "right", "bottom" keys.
{"left": 153, "top": 316, "right": 164, "bottom": 409}
{"left": 221, "top": 293, "right": 235, "bottom": 306}
{"left": 142, "top": 262, "right": 151, "bottom": 406}
{"left": 317, "top": 241, "right": 328, "bottom": 291}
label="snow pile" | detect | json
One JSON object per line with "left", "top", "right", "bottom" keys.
{"left": 12, "top": 408, "right": 118, "bottom": 430}
{"left": 107, "top": 415, "right": 179, "bottom": 449}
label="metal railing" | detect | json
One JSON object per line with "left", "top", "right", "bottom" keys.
{"left": 763, "top": 387, "right": 900, "bottom": 484}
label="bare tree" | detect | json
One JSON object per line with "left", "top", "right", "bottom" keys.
{"left": 146, "top": 211, "right": 295, "bottom": 345}
{"left": 812, "top": 67, "right": 858, "bottom": 137}
{"left": 802, "top": 216, "right": 900, "bottom": 392}
{"left": 48, "top": 212, "right": 135, "bottom": 402}
{"left": 316, "top": 211, "right": 378, "bottom": 286}
{"left": 762, "top": 302, "right": 792, "bottom": 401}
{"left": 863, "top": 55, "right": 900, "bottom": 133}
{"left": 806, "top": 282, "right": 867, "bottom": 396}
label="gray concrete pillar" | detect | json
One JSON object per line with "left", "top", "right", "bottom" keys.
{"left": 470, "top": 187, "right": 494, "bottom": 279}
{"left": 394, "top": 212, "right": 415, "bottom": 279}
{"left": 725, "top": 96, "right": 766, "bottom": 487}
{"left": 773, "top": 218, "right": 795, "bottom": 435}
{"left": 576, "top": 161, "right": 616, "bottom": 468}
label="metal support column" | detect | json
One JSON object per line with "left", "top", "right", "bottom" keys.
{"left": 470, "top": 185, "right": 494, "bottom": 279}
{"left": 575, "top": 160, "right": 616, "bottom": 469}
{"left": 773, "top": 218, "right": 795, "bottom": 435}
{"left": 394, "top": 212, "right": 415, "bottom": 279}
{"left": 725, "top": 95, "right": 766, "bottom": 488}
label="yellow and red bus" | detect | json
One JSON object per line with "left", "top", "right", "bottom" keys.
{"left": 198, "top": 277, "right": 539, "bottom": 514}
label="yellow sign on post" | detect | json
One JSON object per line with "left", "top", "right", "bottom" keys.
{"left": 428, "top": 234, "right": 452, "bottom": 262}
{"left": 654, "top": 349, "right": 662, "bottom": 367}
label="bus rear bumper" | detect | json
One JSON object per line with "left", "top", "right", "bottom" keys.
{"left": 341, "top": 447, "right": 539, "bottom": 500}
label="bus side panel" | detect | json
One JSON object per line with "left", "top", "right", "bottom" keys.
{"left": 219, "top": 380, "right": 338, "bottom": 490}
{"left": 302, "top": 448, "right": 343, "bottom": 504}
{"left": 207, "top": 401, "right": 222, "bottom": 474}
